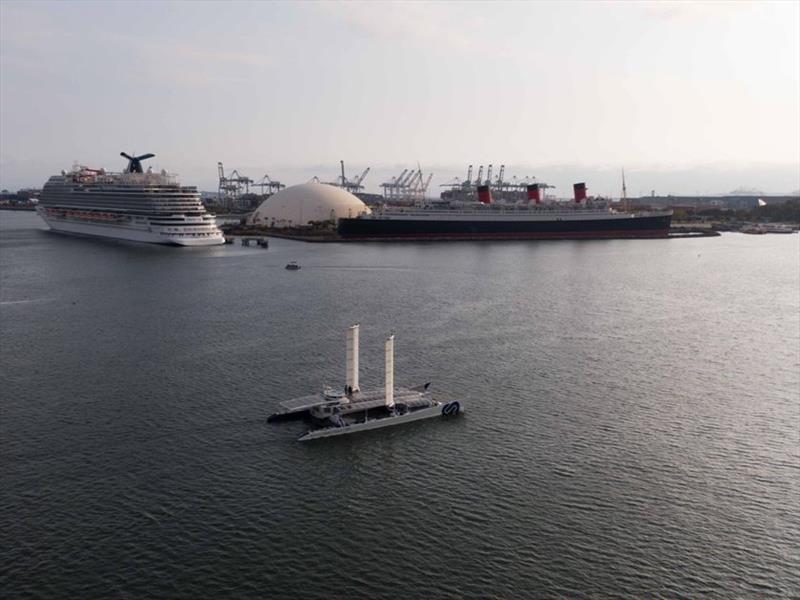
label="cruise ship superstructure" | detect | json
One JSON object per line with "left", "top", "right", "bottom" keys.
{"left": 37, "top": 153, "right": 225, "bottom": 246}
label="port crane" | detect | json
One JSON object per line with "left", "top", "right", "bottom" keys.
{"left": 422, "top": 172, "right": 434, "bottom": 193}
{"left": 350, "top": 167, "right": 370, "bottom": 191}
{"left": 252, "top": 174, "right": 285, "bottom": 195}
{"left": 398, "top": 169, "right": 415, "bottom": 187}
{"left": 217, "top": 162, "right": 253, "bottom": 200}
{"left": 380, "top": 164, "right": 433, "bottom": 204}
{"left": 328, "top": 161, "right": 370, "bottom": 193}
{"left": 439, "top": 163, "right": 557, "bottom": 203}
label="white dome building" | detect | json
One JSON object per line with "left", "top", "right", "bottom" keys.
{"left": 249, "top": 182, "right": 371, "bottom": 228}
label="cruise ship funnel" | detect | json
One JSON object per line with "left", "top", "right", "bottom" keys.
{"left": 477, "top": 185, "right": 493, "bottom": 204}
{"left": 120, "top": 152, "right": 155, "bottom": 174}
{"left": 527, "top": 184, "right": 541, "bottom": 204}
{"left": 573, "top": 182, "right": 587, "bottom": 203}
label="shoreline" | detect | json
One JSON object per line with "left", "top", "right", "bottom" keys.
{"left": 0, "top": 206, "right": 36, "bottom": 212}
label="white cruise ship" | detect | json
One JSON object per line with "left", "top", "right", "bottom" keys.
{"left": 37, "top": 153, "right": 225, "bottom": 246}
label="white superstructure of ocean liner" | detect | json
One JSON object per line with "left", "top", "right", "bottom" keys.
{"left": 37, "top": 152, "right": 225, "bottom": 246}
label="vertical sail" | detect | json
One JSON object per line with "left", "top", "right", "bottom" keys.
{"left": 385, "top": 334, "right": 395, "bottom": 409}
{"left": 346, "top": 324, "right": 359, "bottom": 392}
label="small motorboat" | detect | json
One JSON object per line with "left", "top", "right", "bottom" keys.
{"left": 285, "top": 261, "right": 301, "bottom": 270}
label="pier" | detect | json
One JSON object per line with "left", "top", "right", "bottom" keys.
{"left": 240, "top": 237, "right": 269, "bottom": 248}
{"left": 667, "top": 227, "right": 721, "bottom": 238}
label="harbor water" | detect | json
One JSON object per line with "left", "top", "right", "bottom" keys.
{"left": 1, "top": 211, "right": 798, "bottom": 598}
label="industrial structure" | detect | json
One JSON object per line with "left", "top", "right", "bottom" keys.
{"left": 217, "top": 162, "right": 285, "bottom": 210}
{"left": 252, "top": 174, "right": 285, "bottom": 196}
{"left": 380, "top": 165, "right": 434, "bottom": 205}
{"left": 440, "top": 164, "right": 555, "bottom": 203}
{"left": 324, "top": 161, "right": 370, "bottom": 194}
{"left": 217, "top": 162, "right": 253, "bottom": 201}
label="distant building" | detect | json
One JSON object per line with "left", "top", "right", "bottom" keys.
{"left": 638, "top": 195, "right": 797, "bottom": 210}
{"left": 0, "top": 188, "right": 41, "bottom": 206}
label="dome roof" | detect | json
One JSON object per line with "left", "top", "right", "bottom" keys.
{"left": 250, "top": 182, "right": 370, "bottom": 227}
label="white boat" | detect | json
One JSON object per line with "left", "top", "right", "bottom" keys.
{"left": 37, "top": 152, "right": 225, "bottom": 246}
{"left": 268, "top": 324, "right": 463, "bottom": 440}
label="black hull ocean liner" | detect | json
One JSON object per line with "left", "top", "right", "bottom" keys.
{"left": 339, "top": 182, "right": 673, "bottom": 241}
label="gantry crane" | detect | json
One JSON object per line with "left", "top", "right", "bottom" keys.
{"left": 329, "top": 161, "right": 371, "bottom": 193}
{"left": 218, "top": 162, "right": 253, "bottom": 200}
{"left": 496, "top": 165, "right": 505, "bottom": 186}
{"left": 380, "top": 164, "right": 433, "bottom": 204}
{"left": 252, "top": 174, "right": 285, "bottom": 195}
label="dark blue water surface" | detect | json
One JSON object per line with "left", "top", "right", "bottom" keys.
{"left": 2, "top": 211, "right": 798, "bottom": 599}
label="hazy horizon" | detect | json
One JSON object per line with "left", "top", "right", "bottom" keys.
{"left": 1, "top": 0, "right": 798, "bottom": 196}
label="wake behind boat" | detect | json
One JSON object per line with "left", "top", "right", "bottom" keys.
{"left": 267, "top": 324, "right": 463, "bottom": 441}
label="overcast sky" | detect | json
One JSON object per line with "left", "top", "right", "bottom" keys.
{"left": 1, "top": 0, "right": 798, "bottom": 197}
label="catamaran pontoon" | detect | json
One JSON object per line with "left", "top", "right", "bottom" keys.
{"left": 267, "top": 324, "right": 463, "bottom": 441}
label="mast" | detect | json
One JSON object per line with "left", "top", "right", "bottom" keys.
{"left": 385, "top": 333, "right": 394, "bottom": 409}
{"left": 346, "top": 324, "right": 359, "bottom": 392}
{"left": 622, "top": 168, "right": 628, "bottom": 211}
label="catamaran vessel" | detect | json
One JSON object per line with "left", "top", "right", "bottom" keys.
{"left": 37, "top": 152, "right": 225, "bottom": 246}
{"left": 267, "top": 324, "right": 463, "bottom": 441}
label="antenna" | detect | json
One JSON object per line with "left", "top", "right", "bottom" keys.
{"left": 622, "top": 168, "right": 628, "bottom": 211}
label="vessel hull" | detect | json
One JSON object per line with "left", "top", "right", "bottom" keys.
{"left": 338, "top": 213, "right": 672, "bottom": 241}
{"left": 37, "top": 210, "right": 225, "bottom": 246}
{"left": 298, "top": 401, "right": 463, "bottom": 441}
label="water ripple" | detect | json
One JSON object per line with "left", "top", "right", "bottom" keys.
{"left": 1, "top": 215, "right": 799, "bottom": 598}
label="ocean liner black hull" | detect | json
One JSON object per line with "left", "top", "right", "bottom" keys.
{"left": 338, "top": 212, "right": 672, "bottom": 241}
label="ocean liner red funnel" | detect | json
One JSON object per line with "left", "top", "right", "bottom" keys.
{"left": 527, "top": 184, "right": 541, "bottom": 204}
{"left": 573, "top": 182, "right": 587, "bottom": 203}
{"left": 477, "top": 185, "right": 492, "bottom": 204}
